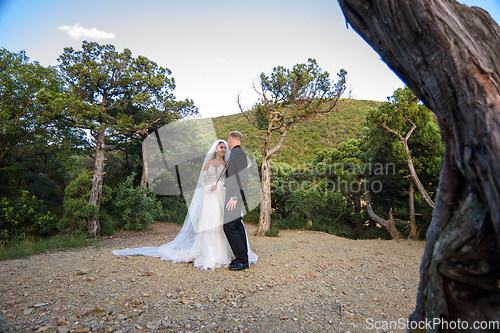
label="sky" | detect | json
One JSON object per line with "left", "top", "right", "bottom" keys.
{"left": 1, "top": 0, "right": 499, "bottom": 119}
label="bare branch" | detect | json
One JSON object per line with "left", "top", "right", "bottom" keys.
{"left": 379, "top": 121, "right": 404, "bottom": 142}
{"left": 404, "top": 116, "right": 417, "bottom": 141}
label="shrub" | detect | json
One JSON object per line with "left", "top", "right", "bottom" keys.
{"left": 60, "top": 169, "right": 112, "bottom": 235}
{"left": 157, "top": 196, "right": 187, "bottom": 224}
{"left": 112, "top": 173, "right": 162, "bottom": 231}
{"left": 0, "top": 191, "right": 58, "bottom": 243}
{"left": 243, "top": 206, "right": 260, "bottom": 224}
{"left": 311, "top": 223, "right": 356, "bottom": 238}
{"left": 265, "top": 224, "right": 280, "bottom": 237}
{"left": 362, "top": 225, "right": 392, "bottom": 240}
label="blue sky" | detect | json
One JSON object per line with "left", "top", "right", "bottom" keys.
{"left": 1, "top": 0, "right": 499, "bottom": 118}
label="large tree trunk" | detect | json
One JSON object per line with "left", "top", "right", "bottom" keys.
{"left": 406, "top": 145, "right": 434, "bottom": 209}
{"left": 256, "top": 157, "right": 272, "bottom": 236}
{"left": 338, "top": 0, "right": 500, "bottom": 330}
{"left": 408, "top": 178, "right": 417, "bottom": 240}
{"left": 140, "top": 145, "right": 148, "bottom": 189}
{"left": 140, "top": 133, "right": 150, "bottom": 189}
{"left": 256, "top": 123, "right": 291, "bottom": 236}
{"left": 87, "top": 128, "right": 106, "bottom": 237}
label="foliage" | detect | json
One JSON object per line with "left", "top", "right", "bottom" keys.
{"left": 37, "top": 41, "right": 198, "bottom": 235}
{"left": 112, "top": 173, "right": 162, "bottom": 231}
{"left": 362, "top": 221, "right": 411, "bottom": 240}
{"left": 0, "top": 191, "right": 58, "bottom": 243}
{"left": 60, "top": 169, "right": 113, "bottom": 234}
{"left": 39, "top": 41, "right": 197, "bottom": 130}
{"left": 157, "top": 196, "right": 188, "bottom": 224}
{"left": 0, "top": 45, "right": 444, "bottom": 244}
{"left": 243, "top": 207, "right": 260, "bottom": 224}
{"left": 0, "top": 232, "right": 92, "bottom": 261}
{"left": 214, "top": 99, "right": 380, "bottom": 164}
{"left": 0, "top": 48, "right": 62, "bottom": 165}
{"left": 265, "top": 224, "right": 280, "bottom": 237}
{"left": 260, "top": 87, "right": 443, "bottom": 240}
{"left": 364, "top": 86, "right": 443, "bottom": 236}
{"left": 0, "top": 48, "right": 86, "bottom": 214}
{"left": 239, "top": 58, "right": 348, "bottom": 235}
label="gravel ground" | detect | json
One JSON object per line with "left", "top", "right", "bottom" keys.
{"left": 0, "top": 222, "right": 425, "bottom": 333}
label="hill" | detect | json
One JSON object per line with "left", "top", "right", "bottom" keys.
{"left": 212, "top": 99, "right": 381, "bottom": 164}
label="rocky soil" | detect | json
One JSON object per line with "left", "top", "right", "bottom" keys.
{"left": 0, "top": 222, "right": 425, "bottom": 333}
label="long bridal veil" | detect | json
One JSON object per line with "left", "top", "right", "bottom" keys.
{"left": 111, "top": 139, "right": 258, "bottom": 269}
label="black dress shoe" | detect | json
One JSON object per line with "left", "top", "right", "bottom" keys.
{"left": 229, "top": 263, "right": 249, "bottom": 271}
{"left": 229, "top": 259, "right": 237, "bottom": 267}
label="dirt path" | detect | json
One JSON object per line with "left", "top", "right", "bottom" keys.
{"left": 0, "top": 222, "right": 425, "bottom": 332}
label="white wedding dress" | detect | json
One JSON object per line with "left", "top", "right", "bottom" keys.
{"left": 112, "top": 140, "right": 258, "bottom": 270}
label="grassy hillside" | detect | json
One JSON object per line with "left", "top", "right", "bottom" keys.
{"left": 213, "top": 99, "right": 381, "bottom": 164}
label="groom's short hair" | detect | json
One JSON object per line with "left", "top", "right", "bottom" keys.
{"left": 229, "top": 131, "right": 242, "bottom": 141}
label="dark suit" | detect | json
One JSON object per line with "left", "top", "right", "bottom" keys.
{"left": 223, "top": 145, "right": 249, "bottom": 264}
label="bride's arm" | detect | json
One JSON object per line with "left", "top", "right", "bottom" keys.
{"left": 200, "top": 162, "right": 216, "bottom": 192}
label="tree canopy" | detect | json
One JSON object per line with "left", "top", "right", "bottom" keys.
{"left": 37, "top": 41, "right": 198, "bottom": 236}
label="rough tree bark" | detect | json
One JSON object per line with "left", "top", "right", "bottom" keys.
{"left": 87, "top": 127, "right": 106, "bottom": 236}
{"left": 257, "top": 156, "right": 272, "bottom": 236}
{"left": 409, "top": 178, "right": 417, "bottom": 240}
{"left": 255, "top": 117, "right": 291, "bottom": 236}
{"left": 366, "top": 191, "right": 402, "bottom": 239}
{"left": 338, "top": 0, "right": 500, "bottom": 331}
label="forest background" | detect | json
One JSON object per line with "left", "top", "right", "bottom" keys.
{"left": 0, "top": 44, "right": 444, "bottom": 258}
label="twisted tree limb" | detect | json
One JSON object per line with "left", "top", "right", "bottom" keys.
{"left": 366, "top": 191, "right": 402, "bottom": 239}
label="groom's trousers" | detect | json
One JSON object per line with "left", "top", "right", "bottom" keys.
{"left": 223, "top": 215, "right": 249, "bottom": 264}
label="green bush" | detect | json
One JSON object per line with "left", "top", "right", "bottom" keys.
{"left": 60, "top": 169, "right": 112, "bottom": 235}
{"left": 243, "top": 206, "right": 260, "bottom": 224}
{"left": 311, "top": 223, "right": 356, "bottom": 238}
{"left": 395, "top": 220, "right": 410, "bottom": 239}
{"left": 157, "top": 196, "right": 187, "bottom": 224}
{"left": 280, "top": 186, "right": 350, "bottom": 229}
{"left": 112, "top": 173, "right": 162, "bottom": 231}
{"left": 0, "top": 191, "right": 58, "bottom": 243}
{"left": 265, "top": 224, "right": 280, "bottom": 237}
{"left": 362, "top": 225, "right": 392, "bottom": 240}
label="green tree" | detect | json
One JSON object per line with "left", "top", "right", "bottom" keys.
{"left": 312, "top": 138, "right": 370, "bottom": 237}
{"left": 365, "top": 87, "right": 443, "bottom": 239}
{"left": 0, "top": 48, "right": 87, "bottom": 219}
{"left": 240, "top": 58, "right": 347, "bottom": 236}
{"left": 0, "top": 48, "right": 61, "bottom": 166}
{"left": 38, "top": 41, "right": 198, "bottom": 236}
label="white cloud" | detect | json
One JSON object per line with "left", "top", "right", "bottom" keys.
{"left": 58, "top": 23, "right": 115, "bottom": 40}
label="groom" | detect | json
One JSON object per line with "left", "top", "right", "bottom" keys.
{"left": 224, "top": 131, "right": 250, "bottom": 271}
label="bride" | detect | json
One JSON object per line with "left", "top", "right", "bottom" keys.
{"left": 112, "top": 139, "right": 258, "bottom": 270}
